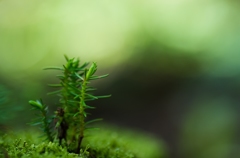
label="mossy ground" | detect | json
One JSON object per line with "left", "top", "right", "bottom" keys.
{"left": 0, "top": 125, "right": 166, "bottom": 158}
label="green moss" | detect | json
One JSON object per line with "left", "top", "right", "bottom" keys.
{"left": 1, "top": 56, "right": 166, "bottom": 158}
{"left": 83, "top": 125, "right": 166, "bottom": 158}
{"left": 0, "top": 125, "right": 166, "bottom": 158}
{"left": 30, "top": 56, "right": 111, "bottom": 152}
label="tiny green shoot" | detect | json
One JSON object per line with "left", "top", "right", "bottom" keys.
{"left": 29, "top": 55, "right": 111, "bottom": 153}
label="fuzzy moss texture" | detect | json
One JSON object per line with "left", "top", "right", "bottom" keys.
{"left": 0, "top": 56, "right": 166, "bottom": 158}
{"left": 0, "top": 125, "right": 166, "bottom": 158}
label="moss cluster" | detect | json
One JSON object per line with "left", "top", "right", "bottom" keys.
{"left": 0, "top": 56, "right": 167, "bottom": 158}
{"left": 0, "top": 126, "right": 166, "bottom": 158}
{"left": 29, "top": 56, "right": 111, "bottom": 153}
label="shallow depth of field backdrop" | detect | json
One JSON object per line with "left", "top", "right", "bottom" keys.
{"left": 1, "top": 0, "right": 240, "bottom": 158}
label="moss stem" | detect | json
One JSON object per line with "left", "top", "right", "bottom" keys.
{"left": 77, "top": 78, "right": 87, "bottom": 153}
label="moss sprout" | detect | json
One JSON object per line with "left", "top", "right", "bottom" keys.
{"left": 29, "top": 55, "right": 110, "bottom": 153}
{"left": 0, "top": 55, "right": 166, "bottom": 157}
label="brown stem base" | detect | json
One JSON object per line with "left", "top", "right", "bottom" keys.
{"left": 76, "top": 136, "right": 84, "bottom": 154}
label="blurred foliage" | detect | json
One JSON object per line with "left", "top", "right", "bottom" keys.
{"left": 0, "top": 0, "right": 240, "bottom": 78}
{"left": 1, "top": 0, "right": 240, "bottom": 158}
{"left": 179, "top": 99, "right": 239, "bottom": 158}
{"left": 0, "top": 85, "right": 9, "bottom": 124}
{"left": 0, "top": 85, "right": 21, "bottom": 125}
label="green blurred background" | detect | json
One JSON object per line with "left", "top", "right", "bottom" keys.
{"left": 1, "top": 0, "right": 240, "bottom": 157}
